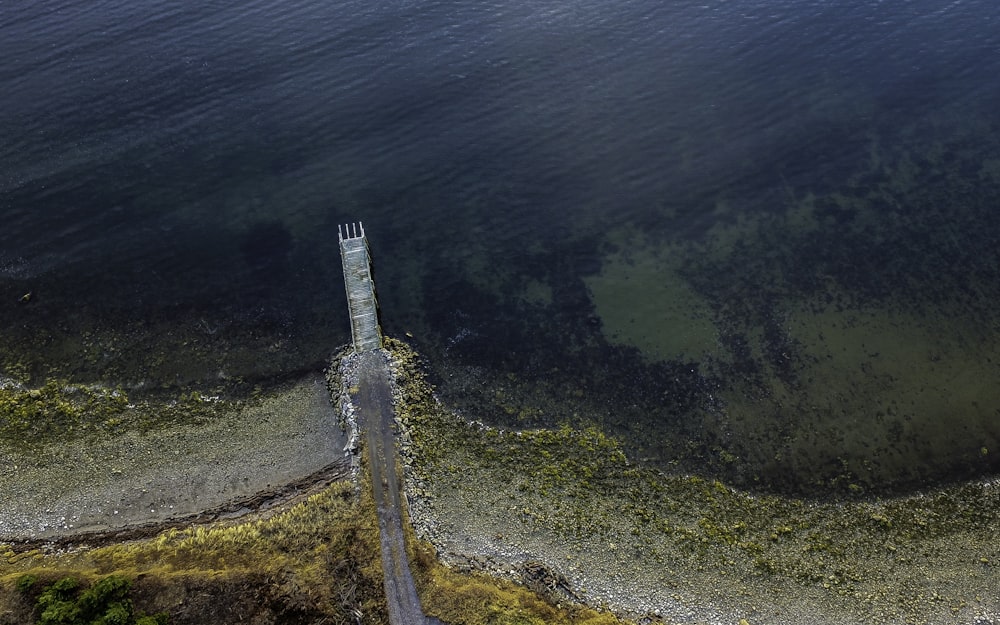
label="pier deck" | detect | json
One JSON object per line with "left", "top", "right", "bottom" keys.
{"left": 338, "top": 222, "right": 382, "bottom": 352}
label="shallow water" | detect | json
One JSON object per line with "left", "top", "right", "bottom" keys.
{"left": 2, "top": 0, "right": 999, "bottom": 493}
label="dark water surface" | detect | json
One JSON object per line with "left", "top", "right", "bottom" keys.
{"left": 3, "top": 0, "right": 1000, "bottom": 494}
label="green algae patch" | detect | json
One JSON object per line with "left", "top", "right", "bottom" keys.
{"left": 702, "top": 293, "right": 1000, "bottom": 494}
{"left": 0, "top": 380, "right": 130, "bottom": 445}
{"left": 0, "top": 379, "right": 235, "bottom": 451}
{"left": 779, "top": 303, "right": 1000, "bottom": 489}
{"left": 519, "top": 278, "right": 554, "bottom": 308}
{"left": 584, "top": 229, "right": 720, "bottom": 362}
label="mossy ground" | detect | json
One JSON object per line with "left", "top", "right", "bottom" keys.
{"left": 0, "top": 379, "right": 236, "bottom": 452}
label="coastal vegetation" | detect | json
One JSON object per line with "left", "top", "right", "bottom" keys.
{"left": 14, "top": 574, "right": 167, "bottom": 625}
{"left": 0, "top": 379, "right": 234, "bottom": 451}
{"left": 1, "top": 482, "right": 384, "bottom": 624}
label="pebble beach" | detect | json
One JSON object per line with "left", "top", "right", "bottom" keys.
{"left": 0, "top": 375, "right": 346, "bottom": 541}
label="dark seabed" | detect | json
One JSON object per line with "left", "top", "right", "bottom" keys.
{"left": 2, "top": 0, "right": 1000, "bottom": 494}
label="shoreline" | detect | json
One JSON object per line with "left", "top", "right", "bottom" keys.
{"left": 2, "top": 459, "right": 350, "bottom": 554}
{"left": 4, "top": 345, "right": 999, "bottom": 625}
{"left": 384, "top": 341, "right": 1000, "bottom": 625}
{"left": 1, "top": 374, "right": 347, "bottom": 542}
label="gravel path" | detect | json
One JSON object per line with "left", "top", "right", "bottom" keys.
{"left": 0, "top": 374, "right": 348, "bottom": 541}
{"left": 341, "top": 350, "right": 439, "bottom": 625}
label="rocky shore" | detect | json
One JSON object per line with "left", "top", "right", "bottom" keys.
{"left": 0, "top": 375, "right": 347, "bottom": 541}
{"left": 382, "top": 341, "right": 1000, "bottom": 625}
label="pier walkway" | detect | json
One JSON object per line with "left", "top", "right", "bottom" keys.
{"left": 339, "top": 222, "right": 382, "bottom": 352}
{"left": 338, "top": 223, "right": 437, "bottom": 625}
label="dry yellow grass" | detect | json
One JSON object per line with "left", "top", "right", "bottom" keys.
{"left": 3, "top": 467, "right": 628, "bottom": 625}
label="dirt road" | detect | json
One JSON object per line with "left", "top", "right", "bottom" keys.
{"left": 352, "top": 351, "right": 437, "bottom": 625}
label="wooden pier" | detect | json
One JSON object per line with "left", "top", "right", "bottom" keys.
{"left": 339, "top": 222, "right": 383, "bottom": 352}
{"left": 338, "top": 225, "right": 434, "bottom": 624}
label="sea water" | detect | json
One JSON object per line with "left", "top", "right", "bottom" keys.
{"left": 2, "top": 0, "right": 999, "bottom": 493}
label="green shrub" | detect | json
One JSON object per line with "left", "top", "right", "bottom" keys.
{"left": 28, "top": 575, "right": 167, "bottom": 625}
{"left": 77, "top": 575, "right": 131, "bottom": 619}
{"left": 16, "top": 573, "right": 38, "bottom": 593}
{"left": 37, "top": 576, "right": 80, "bottom": 625}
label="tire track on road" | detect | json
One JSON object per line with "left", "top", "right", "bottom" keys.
{"left": 353, "top": 351, "right": 439, "bottom": 625}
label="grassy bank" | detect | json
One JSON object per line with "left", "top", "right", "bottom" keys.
{"left": 1, "top": 481, "right": 385, "bottom": 624}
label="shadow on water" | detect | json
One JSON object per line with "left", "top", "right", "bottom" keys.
{"left": 0, "top": 214, "right": 350, "bottom": 392}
